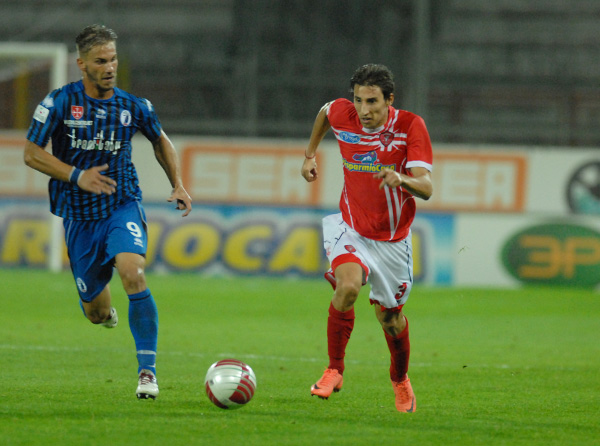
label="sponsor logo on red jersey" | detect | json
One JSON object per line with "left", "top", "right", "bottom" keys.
{"left": 344, "top": 151, "right": 395, "bottom": 173}
{"left": 352, "top": 150, "right": 380, "bottom": 163}
{"left": 339, "top": 131, "right": 361, "bottom": 143}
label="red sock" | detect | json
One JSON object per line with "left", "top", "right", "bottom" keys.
{"left": 384, "top": 317, "right": 410, "bottom": 382}
{"left": 327, "top": 303, "right": 355, "bottom": 375}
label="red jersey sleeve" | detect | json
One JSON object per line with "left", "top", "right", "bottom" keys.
{"left": 405, "top": 115, "right": 433, "bottom": 172}
{"left": 326, "top": 99, "right": 357, "bottom": 129}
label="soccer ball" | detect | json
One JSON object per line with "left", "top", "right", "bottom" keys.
{"left": 204, "top": 359, "right": 257, "bottom": 409}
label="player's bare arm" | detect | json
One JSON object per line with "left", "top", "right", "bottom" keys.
{"left": 24, "top": 140, "right": 117, "bottom": 195}
{"left": 374, "top": 166, "right": 433, "bottom": 200}
{"left": 152, "top": 130, "right": 192, "bottom": 217}
{"left": 301, "top": 105, "right": 332, "bottom": 182}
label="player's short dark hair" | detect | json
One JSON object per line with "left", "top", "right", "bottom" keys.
{"left": 76, "top": 24, "right": 118, "bottom": 57}
{"left": 350, "top": 64, "right": 395, "bottom": 100}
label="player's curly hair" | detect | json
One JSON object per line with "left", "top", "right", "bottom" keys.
{"left": 350, "top": 64, "right": 395, "bottom": 100}
{"left": 76, "top": 24, "right": 118, "bottom": 57}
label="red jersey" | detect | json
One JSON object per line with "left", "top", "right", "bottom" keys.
{"left": 326, "top": 98, "right": 433, "bottom": 242}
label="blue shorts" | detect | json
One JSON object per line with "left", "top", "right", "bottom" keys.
{"left": 64, "top": 200, "right": 148, "bottom": 302}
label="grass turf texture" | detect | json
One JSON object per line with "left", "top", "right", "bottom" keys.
{"left": 0, "top": 269, "right": 598, "bottom": 446}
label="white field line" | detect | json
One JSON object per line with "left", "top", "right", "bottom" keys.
{"left": 0, "top": 343, "right": 519, "bottom": 369}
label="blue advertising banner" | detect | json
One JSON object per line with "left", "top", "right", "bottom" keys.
{"left": 0, "top": 198, "right": 455, "bottom": 285}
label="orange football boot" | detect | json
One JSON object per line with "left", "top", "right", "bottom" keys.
{"left": 392, "top": 377, "right": 416, "bottom": 412}
{"left": 311, "top": 368, "right": 343, "bottom": 399}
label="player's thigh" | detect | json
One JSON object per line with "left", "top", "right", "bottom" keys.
{"left": 323, "top": 213, "right": 372, "bottom": 282}
{"left": 106, "top": 201, "right": 149, "bottom": 293}
{"left": 64, "top": 219, "right": 114, "bottom": 302}
{"left": 106, "top": 201, "right": 148, "bottom": 262}
{"left": 367, "top": 233, "right": 414, "bottom": 310}
{"left": 335, "top": 261, "right": 366, "bottom": 289}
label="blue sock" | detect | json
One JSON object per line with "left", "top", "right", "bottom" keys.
{"left": 128, "top": 289, "right": 158, "bottom": 375}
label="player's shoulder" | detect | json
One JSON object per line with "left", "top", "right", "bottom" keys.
{"left": 35, "top": 81, "right": 83, "bottom": 117}
{"left": 46, "top": 80, "right": 83, "bottom": 102}
{"left": 390, "top": 107, "right": 427, "bottom": 130}
{"left": 59, "top": 80, "right": 83, "bottom": 94}
{"left": 114, "top": 87, "right": 156, "bottom": 113}
{"left": 392, "top": 106, "right": 420, "bottom": 121}
{"left": 329, "top": 98, "right": 353, "bottom": 112}
{"left": 327, "top": 98, "right": 356, "bottom": 122}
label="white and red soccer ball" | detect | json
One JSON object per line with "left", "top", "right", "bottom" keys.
{"left": 204, "top": 359, "right": 257, "bottom": 409}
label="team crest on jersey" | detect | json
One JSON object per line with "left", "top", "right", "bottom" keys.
{"left": 71, "top": 106, "right": 84, "bottom": 120}
{"left": 379, "top": 131, "right": 394, "bottom": 147}
{"left": 120, "top": 110, "right": 132, "bottom": 126}
{"left": 344, "top": 245, "right": 357, "bottom": 253}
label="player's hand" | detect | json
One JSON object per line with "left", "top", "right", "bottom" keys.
{"left": 168, "top": 185, "right": 192, "bottom": 217}
{"left": 301, "top": 157, "right": 318, "bottom": 182}
{"left": 374, "top": 168, "right": 403, "bottom": 189}
{"left": 78, "top": 164, "right": 117, "bottom": 195}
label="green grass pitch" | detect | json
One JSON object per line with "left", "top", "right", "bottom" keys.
{"left": 0, "top": 268, "right": 599, "bottom": 445}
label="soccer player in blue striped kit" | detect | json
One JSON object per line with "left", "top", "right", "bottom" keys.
{"left": 24, "top": 24, "right": 192, "bottom": 399}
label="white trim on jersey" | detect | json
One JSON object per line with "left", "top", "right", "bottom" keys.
{"left": 332, "top": 128, "right": 376, "bottom": 148}
{"left": 382, "top": 170, "right": 418, "bottom": 241}
{"left": 406, "top": 160, "right": 433, "bottom": 171}
{"left": 321, "top": 101, "right": 334, "bottom": 114}
{"left": 342, "top": 184, "right": 355, "bottom": 229}
{"left": 384, "top": 186, "right": 396, "bottom": 240}
{"left": 384, "top": 184, "right": 412, "bottom": 241}
{"left": 392, "top": 187, "right": 403, "bottom": 240}
{"left": 387, "top": 108, "right": 400, "bottom": 131}
{"left": 332, "top": 129, "right": 409, "bottom": 153}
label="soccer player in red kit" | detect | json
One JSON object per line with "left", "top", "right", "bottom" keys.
{"left": 301, "top": 64, "right": 433, "bottom": 412}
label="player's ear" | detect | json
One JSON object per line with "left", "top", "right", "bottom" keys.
{"left": 387, "top": 93, "right": 394, "bottom": 106}
{"left": 76, "top": 57, "right": 86, "bottom": 73}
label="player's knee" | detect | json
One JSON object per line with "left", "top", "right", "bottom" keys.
{"left": 380, "top": 320, "right": 400, "bottom": 337}
{"left": 118, "top": 264, "right": 146, "bottom": 290}
{"left": 334, "top": 280, "right": 361, "bottom": 307}
{"left": 115, "top": 253, "right": 147, "bottom": 290}
{"left": 86, "top": 307, "right": 111, "bottom": 324}
{"left": 378, "top": 312, "right": 406, "bottom": 337}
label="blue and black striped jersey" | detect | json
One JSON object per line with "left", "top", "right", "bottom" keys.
{"left": 27, "top": 80, "right": 162, "bottom": 220}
